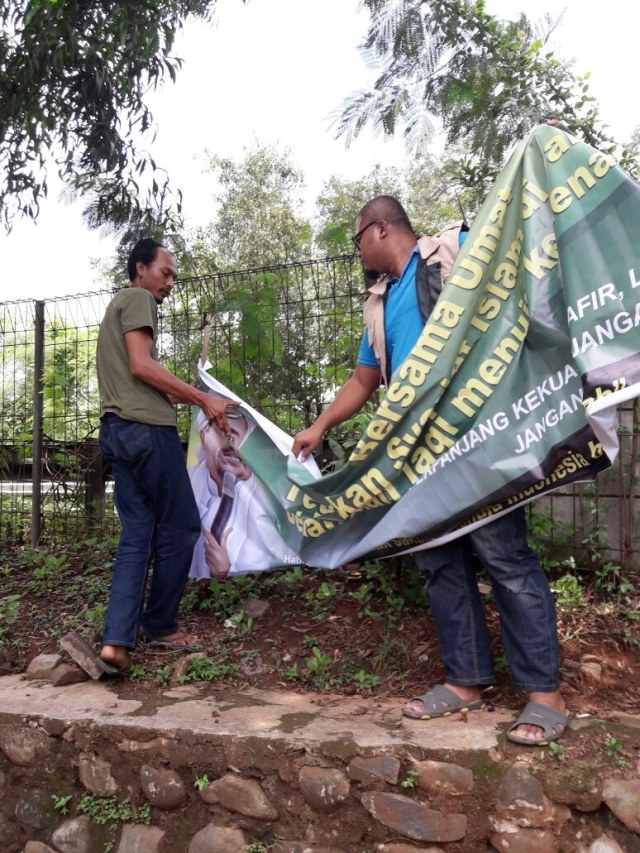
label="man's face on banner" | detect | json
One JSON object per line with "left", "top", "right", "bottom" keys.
{"left": 201, "top": 413, "right": 251, "bottom": 487}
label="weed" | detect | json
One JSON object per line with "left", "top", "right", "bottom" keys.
{"left": 177, "top": 655, "right": 239, "bottom": 685}
{"left": 155, "top": 665, "right": 171, "bottom": 685}
{"left": 548, "top": 741, "right": 565, "bottom": 760}
{"left": 85, "top": 603, "right": 107, "bottom": 636}
{"left": 353, "top": 669, "right": 380, "bottom": 692}
{"left": 78, "top": 794, "right": 150, "bottom": 826}
{"left": 493, "top": 654, "right": 508, "bottom": 673}
{"left": 304, "top": 646, "right": 332, "bottom": 688}
{"left": 52, "top": 793, "right": 73, "bottom": 815}
{"left": 550, "top": 573, "right": 586, "bottom": 609}
{"left": 129, "top": 664, "right": 146, "bottom": 681}
{"left": 0, "top": 594, "right": 20, "bottom": 642}
{"left": 603, "top": 736, "right": 623, "bottom": 758}
{"left": 194, "top": 774, "right": 210, "bottom": 791}
{"left": 245, "top": 843, "right": 269, "bottom": 853}
{"left": 284, "top": 662, "right": 299, "bottom": 682}
{"left": 400, "top": 768, "right": 421, "bottom": 789}
{"left": 594, "top": 562, "right": 635, "bottom": 596}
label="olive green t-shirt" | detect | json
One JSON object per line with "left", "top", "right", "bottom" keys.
{"left": 97, "top": 287, "right": 175, "bottom": 426}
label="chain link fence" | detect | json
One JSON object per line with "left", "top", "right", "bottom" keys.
{"left": 1, "top": 256, "right": 638, "bottom": 572}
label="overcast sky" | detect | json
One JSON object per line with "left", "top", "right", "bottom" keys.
{"left": 1, "top": 0, "right": 637, "bottom": 300}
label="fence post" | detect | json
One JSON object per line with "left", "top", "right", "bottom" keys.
{"left": 31, "top": 300, "right": 45, "bottom": 547}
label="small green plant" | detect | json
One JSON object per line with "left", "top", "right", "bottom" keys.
{"left": 194, "top": 774, "right": 210, "bottom": 791}
{"left": 85, "top": 603, "right": 107, "bottom": 635}
{"left": 177, "top": 655, "right": 240, "bottom": 685}
{"left": 550, "top": 573, "right": 585, "bottom": 609}
{"left": 548, "top": 741, "right": 565, "bottom": 760}
{"left": 304, "top": 646, "right": 332, "bottom": 688}
{"left": 400, "top": 768, "right": 420, "bottom": 789}
{"left": 52, "top": 793, "right": 73, "bottom": 815}
{"left": 594, "top": 562, "right": 635, "bottom": 596}
{"left": 353, "top": 669, "right": 380, "bottom": 692}
{"left": 155, "top": 665, "right": 171, "bottom": 685}
{"left": 603, "top": 736, "right": 623, "bottom": 758}
{"left": 245, "top": 843, "right": 268, "bottom": 853}
{"left": 129, "top": 664, "right": 146, "bottom": 681}
{"left": 493, "top": 654, "right": 508, "bottom": 673}
{"left": 0, "top": 594, "right": 20, "bottom": 642}
{"left": 78, "top": 794, "right": 150, "bottom": 825}
{"left": 284, "top": 662, "right": 299, "bottom": 682}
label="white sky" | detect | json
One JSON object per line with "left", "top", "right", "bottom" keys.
{"left": 1, "top": 0, "right": 637, "bottom": 300}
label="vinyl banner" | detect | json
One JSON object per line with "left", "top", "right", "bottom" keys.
{"left": 188, "top": 125, "right": 640, "bottom": 575}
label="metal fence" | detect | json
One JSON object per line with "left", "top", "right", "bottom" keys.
{"left": 1, "top": 256, "right": 638, "bottom": 572}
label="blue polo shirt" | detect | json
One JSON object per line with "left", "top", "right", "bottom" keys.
{"left": 357, "top": 231, "right": 467, "bottom": 377}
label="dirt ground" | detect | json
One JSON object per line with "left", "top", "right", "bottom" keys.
{"left": 2, "top": 542, "right": 639, "bottom": 725}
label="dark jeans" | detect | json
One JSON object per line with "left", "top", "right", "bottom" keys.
{"left": 99, "top": 414, "right": 200, "bottom": 649}
{"left": 412, "top": 507, "right": 559, "bottom": 693}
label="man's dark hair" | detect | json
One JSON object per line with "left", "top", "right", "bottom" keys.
{"left": 127, "top": 238, "right": 165, "bottom": 282}
{"left": 359, "top": 195, "right": 415, "bottom": 236}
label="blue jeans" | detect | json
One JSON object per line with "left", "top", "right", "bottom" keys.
{"left": 412, "top": 507, "right": 559, "bottom": 693}
{"left": 99, "top": 414, "right": 200, "bottom": 649}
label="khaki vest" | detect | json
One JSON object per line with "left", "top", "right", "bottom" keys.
{"left": 362, "top": 220, "right": 467, "bottom": 385}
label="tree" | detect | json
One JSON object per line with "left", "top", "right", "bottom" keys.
{"left": 207, "top": 142, "right": 311, "bottom": 269}
{"left": 335, "top": 1, "right": 639, "bottom": 197}
{"left": 0, "top": 0, "right": 246, "bottom": 232}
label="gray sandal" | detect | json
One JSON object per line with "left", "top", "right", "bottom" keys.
{"left": 403, "top": 684, "right": 486, "bottom": 720}
{"left": 507, "top": 701, "right": 569, "bottom": 746}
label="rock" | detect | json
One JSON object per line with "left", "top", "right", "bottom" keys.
{"left": 24, "top": 842, "right": 58, "bottom": 853}
{"left": 78, "top": 751, "right": 118, "bottom": 796}
{"left": 49, "top": 663, "right": 89, "bottom": 686}
{"left": 241, "top": 597, "right": 271, "bottom": 618}
{"left": 59, "top": 632, "right": 114, "bottom": 680}
{"left": 0, "top": 645, "right": 11, "bottom": 675}
{"left": 378, "top": 846, "right": 444, "bottom": 853}
{"left": 587, "top": 833, "right": 626, "bottom": 852}
{"left": 0, "top": 722, "right": 52, "bottom": 766}
{"left": 26, "top": 653, "right": 63, "bottom": 680}
{"left": 14, "top": 790, "right": 55, "bottom": 829}
{"left": 489, "top": 827, "right": 557, "bottom": 852}
{"left": 412, "top": 759, "right": 474, "bottom": 795}
{"left": 140, "top": 764, "right": 187, "bottom": 810}
{"left": 299, "top": 766, "right": 350, "bottom": 812}
{"left": 498, "top": 767, "right": 545, "bottom": 810}
{"left": 50, "top": 814, "right": 92, "bottom": 853}
{"left": 206, "top": 774, "right": 278, "bottom": 820}
{"left": 602, "top": 777, "right": 640, "bottom": 833}
{"left": 496, "top": 767, "right": 570, "bottom": 828}
{"left": 187, "top": 823, "right": 247, "bottom": 852}
{"left": 579, "top": 661, "right": 602, "bottom": 682}
{"left": 348, "top": 755, "right": 401, "bottom": 785}
{"left": 360, "top": 792, "right": 466, "bottom": 843}
{"left": 0, "top": 812, "right": 21, "bottom": 849}
{"left": 116, "top": 824, "right": 166, "bottom": 853}
{"left": 0, "top": 768, "right": 5, "bottom": 788}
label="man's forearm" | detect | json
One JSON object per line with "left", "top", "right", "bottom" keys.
{"left": 314, "top": 369, "right": 380, "bottom": 433}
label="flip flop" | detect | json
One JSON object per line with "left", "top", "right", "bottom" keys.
{"left": 507, "top": 701, "right": 570, "bottom": 746}
{"left": 140, "top": 628, "right": 201, "bottom": 653}
{"left": 402, "top": 684, "right": 486, "bottom": 720}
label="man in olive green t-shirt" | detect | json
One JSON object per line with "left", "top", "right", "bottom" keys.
{"left": 96, "top": 238, "right": 238, "bottom": 673}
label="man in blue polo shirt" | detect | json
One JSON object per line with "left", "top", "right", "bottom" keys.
{"left": 293, "top": 195, "right": 568, "bottom": 746}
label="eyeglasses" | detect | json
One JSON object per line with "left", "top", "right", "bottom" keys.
{"left": 351, "top": 219, "right": 381, "bottom": 250}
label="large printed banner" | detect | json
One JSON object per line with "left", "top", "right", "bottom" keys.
{"left": 188, "top": 125, "right": 640, "bottom": 576}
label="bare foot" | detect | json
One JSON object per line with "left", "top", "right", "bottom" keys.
{"left": 100, "top": 644, "right": 131, "bottom": 672}
{"left": 510, "top": 691, "right": 566, "bottom": 742}
{"left": 403, "top": 683, "right": 483, "bottom": 717}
